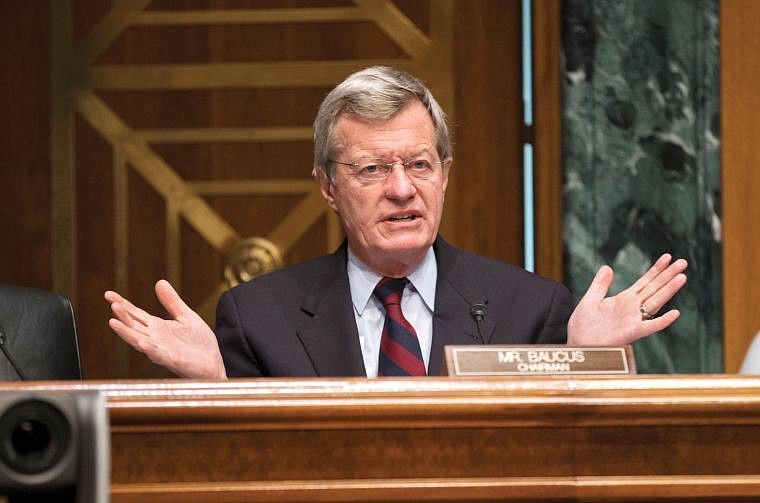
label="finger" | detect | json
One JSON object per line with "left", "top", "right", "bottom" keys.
{"left": 110, "top": 300, "right": 151, "bottom": 329}
{"left": 109, "top": 318, "right": 167, "bottom": 365}
{"left": 630, "top": 253, "right": 672, "bottom": 293}
{"left": 632, "top": 309, "right": 681, "bottom": 342}
{"left": 637, "top": 258, "right": 688, "bottom": 302}
{"left": 580, "top": 265, "right": 614, "bottom": 304}
{"left": 104, "top": 290, "right": 124, "bottom": 303}
{"left": 640, "top": 273, "right": 687, "bottom": 315}
{"left": 155, "top": 279, "right": 191, "bottom": 319}
{"left": 108, "top": 318, "right": 150, "bottom": 351}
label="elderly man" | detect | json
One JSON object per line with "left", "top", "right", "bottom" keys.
{"left": 105, "top": 66, "right": 687, "bottom": 379}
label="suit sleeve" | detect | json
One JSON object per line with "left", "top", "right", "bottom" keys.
{"left": 215, "top": 290, "right": 264, "bottom": 377}
{"left": 533, "top": 282, "right": 574, "bottom": 344}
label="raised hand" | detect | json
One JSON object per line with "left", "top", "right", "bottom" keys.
{"left": 104, "top": 280, "right": 227, "bottom": 379}
{"left": 567, "top": 254, "right": 688, "bottom": 346}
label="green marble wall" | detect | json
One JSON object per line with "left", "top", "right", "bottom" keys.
{"left": 561, "top": 0, "right": 721, "bottom": 372}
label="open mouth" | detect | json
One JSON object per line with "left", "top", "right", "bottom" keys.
{"left": 388, "top": 215, "right": 417, "bottom": 222}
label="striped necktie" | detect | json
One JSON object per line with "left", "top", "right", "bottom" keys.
{"left": 373, "top": 277, "right": 426, "bottom": 376}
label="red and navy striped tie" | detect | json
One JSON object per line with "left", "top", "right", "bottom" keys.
{"left": 374, "top": 277, "right": 426, "bottom": 376}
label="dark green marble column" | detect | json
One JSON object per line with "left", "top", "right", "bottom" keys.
{"left": 561, "top": 0, "right": 721, "bottom": 372}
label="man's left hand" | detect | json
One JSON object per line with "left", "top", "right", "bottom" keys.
{"left": 567, "top": 254, "right": 688, "bottom": 346}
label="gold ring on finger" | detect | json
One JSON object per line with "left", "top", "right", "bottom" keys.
{"left": 639, "top": 304, "right": 654, "bottom": 321}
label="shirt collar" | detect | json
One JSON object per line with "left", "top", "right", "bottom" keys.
{"left": 347, "top": 246, "right": 437, "bottom": 315}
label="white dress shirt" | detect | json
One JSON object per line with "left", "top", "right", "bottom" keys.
{"left": 347, "top": 246, "right": 437, "bottom": 377}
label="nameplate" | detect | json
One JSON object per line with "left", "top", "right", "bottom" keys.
{"left": 442, "top": 345, "right": 635, "bottom": 376}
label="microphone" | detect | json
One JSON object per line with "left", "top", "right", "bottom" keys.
{"left": 0, "top": 325, "right": 26, "bottom": 380}
{"left": 469, "top": 302, "right": 488, "bottom": 344}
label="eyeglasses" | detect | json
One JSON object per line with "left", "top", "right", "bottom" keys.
{"left": 328, "top": 156, "right": 444, "bottom": 182}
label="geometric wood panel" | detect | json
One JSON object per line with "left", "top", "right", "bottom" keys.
{"left": 0, "top": 1, "right": 532, "bottom": 379}
{"left": 50, "top": 0, "right": 454, "bottom": 377}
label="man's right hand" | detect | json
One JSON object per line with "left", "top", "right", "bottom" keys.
{"left": 104, "top": 279, "right": 227, "bottom": 379}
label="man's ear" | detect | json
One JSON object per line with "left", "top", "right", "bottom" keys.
{"left": 441, "top": 157, "right": 452, "bottom": 195}
{"left": 316, "top": 168, "right": 339, "bottom": 212}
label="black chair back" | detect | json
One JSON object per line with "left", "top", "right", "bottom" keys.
{"left": 0, "top": 284, "right": 81, "bottom": 380}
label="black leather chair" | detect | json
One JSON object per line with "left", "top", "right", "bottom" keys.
{"left": 0, "top": 284, "right": 81, "bottom": 380}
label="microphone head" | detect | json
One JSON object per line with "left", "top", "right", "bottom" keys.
{"left": 469, "top": 303, "right": 488, "bottom": 321}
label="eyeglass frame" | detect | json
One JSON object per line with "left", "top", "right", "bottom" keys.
{"left": 326, "top": 155, "right": 448, "bottom": 183}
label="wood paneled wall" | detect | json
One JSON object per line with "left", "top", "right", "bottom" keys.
{"left": 532, "top": 0, "right": 562, "bottom": 282}
{"left": 721, "top": 1, "right": 760, "bottom": 372}
{"left": 1, "top": 1, "right": 531, "bottom": 379}
{"left": 4, "top": 2, "right": 756, "bottom": 377}
{"left": 453, "top": 0, "right": 524, "bottom": 266}
{"left": 0, "top": 2, "right": 52, "bottom": 289}
{"left": 16, "top": 1, "right": 751, "bottom": 375}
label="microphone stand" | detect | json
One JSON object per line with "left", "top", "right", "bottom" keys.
{"left": 469, "top": 303, "right": 488, "bottom": 345}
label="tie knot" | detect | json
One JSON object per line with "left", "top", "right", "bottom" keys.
{"left": 373, "top": 277, "right": 408, "bottom": 307}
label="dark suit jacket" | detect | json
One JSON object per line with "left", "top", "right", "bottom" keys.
{"left": 216, "top": 237, "right": 573, "bottom": 377}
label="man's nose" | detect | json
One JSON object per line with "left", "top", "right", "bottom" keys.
{"left": 384, "top": 164, "right": 416, "bottom": 199}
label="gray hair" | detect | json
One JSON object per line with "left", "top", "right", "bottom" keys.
{"left": 312, "top": 66, "right": 451, "bottom": 180}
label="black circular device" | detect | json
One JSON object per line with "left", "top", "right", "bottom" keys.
{"left": 0, "top": 400, "right": 71, "bottom": 475}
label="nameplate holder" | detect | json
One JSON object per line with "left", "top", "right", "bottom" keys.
{"left": 442, "top": 345, "right": 636, "bottom": 376}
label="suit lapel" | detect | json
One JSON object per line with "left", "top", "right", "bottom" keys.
{"left": 292, "top": 238, "right": 496, "bottom": 377}
{"left": 295, "top": 245, "right": 367, "bottom": 377}
{"left": 428, "top": 238, "right": 496, "bottom": 375}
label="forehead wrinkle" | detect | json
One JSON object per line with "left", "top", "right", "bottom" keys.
{"left": 352, "top": 144, "right": 436, "bottom": 161}
{"left": 333, "top": 103, "right": 437, "bottom": 160}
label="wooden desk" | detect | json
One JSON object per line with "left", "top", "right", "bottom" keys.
{"left": 4, "top": 376, "right": 760, "bottom": 502}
